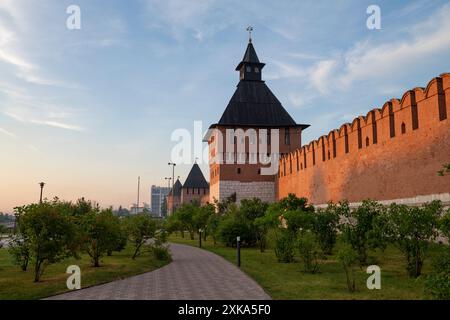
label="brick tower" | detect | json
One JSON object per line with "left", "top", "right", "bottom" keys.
{"left": 204, "top": 36, "right": 309, "bottom": 204}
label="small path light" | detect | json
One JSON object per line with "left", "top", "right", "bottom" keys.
{"left": 236, "top": 236, "right": 241, "bottom": 267}
{"left": 198, "top": 229, "right": 203, "bottom": 248}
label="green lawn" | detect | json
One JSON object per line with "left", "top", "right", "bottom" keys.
{"left": 169, "top": 234, "right": 443, "bottom": 300}
{"left": 0, "top": 245, "right": 170, "bottom": 300}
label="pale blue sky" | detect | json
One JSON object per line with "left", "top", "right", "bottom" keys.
{"left": 1, "top": 0, "right": 449, "bottom": 212}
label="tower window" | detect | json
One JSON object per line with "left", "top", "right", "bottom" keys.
{"left": 258, "top": 168, "right": 261, "bottom": 175}
{"left": 246, "top": 66, "right": 251, "bottom": 72}
{"left": 237, "top": 168, "right": 241, "bottom": 174}
{"left": 366, "top": 137, "right": 369, "bottom": 146}
{"left": 401, "top": 122, "right": 406, "bottom": 134}
{"left": 255, "top": 67, "right": 259, "bottom": 73}
{"left": 284, "top": 128, "right": 290, "bottom": 145}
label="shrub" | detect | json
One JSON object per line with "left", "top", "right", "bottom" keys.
{"left": 217, "top": 214, "right": 254, "bottom": 247}
{"left": 240, "top": 198, "right": 269, "bottom": 252}
{"left": 313, "top": 204, "right": 339, "bottom": 255}
{"left": 424, "top": 249, "right": 450, "bottom": 300}
{"left": 297, "top": 231, "right": 320, "bottom": 273}
{"left": 337, "top": 245, "right": 359, "bottom": 292}
{"left": 340, "top": 200, "right": 388, "bottom": 265}
{"left": 388, "top": 201, "right": 440, "bottom": 278}
{"left": 151, "top": 245, "right": 171, "bottom": 261}
{"left": 274, "top": 231, "right": 295, "bottom": 263}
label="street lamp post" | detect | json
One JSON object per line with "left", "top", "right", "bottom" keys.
{"left": 39, "top": 182, "right": 45, "bottom": 203}
{"left": 168, "top": 162, "right": 176, "bottom": 214}
{"left": 164, "top": 177, "right": 171, "bottom": 217}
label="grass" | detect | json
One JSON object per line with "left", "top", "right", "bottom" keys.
{"left": 169, "top": 233, "right": 443, "bottom": 300}
{"left": 0, "top": 245, "right": 170, "bottom": 300}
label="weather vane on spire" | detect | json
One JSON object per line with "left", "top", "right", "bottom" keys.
{"left": 246, "top": 26, "right": 253, "bottom": 43}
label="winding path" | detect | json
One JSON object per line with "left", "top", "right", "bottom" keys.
{"left": 46, "top": 243, "right": 271, "bottom": 300}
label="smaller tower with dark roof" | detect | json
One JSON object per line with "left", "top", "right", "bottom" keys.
{"left": 180, "top": 163, "right": 210, "bottom": 205}
{"left": 167, "top": 178, "right": 182, "bottom": 215}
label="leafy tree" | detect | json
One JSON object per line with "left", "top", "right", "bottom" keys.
{"left": 279, "top": 193, "right": 314, "bottom": 212}
{"left": 193, "top": 204, "right": 214, "bottom": 240}
{"left": 438, "top": 208, "right": 450, "bottom": 241}
{"left": 437, "top": 163, "right": 450, "bottom": 176}
{"left": 425, "top": 250, "right": 450, "bottom": 299}
{"left": 13, "top": 201, "right": 76, "bottom": 282}
{"left": 387, "top": 201, "right": 441, "bottom": 278}
{"left": 175, "top": 202, "right": 199, "bottom": 239}
{"left": 337, "top": 245, "right": 359, "bottom": 292}
{"left": 313, "top": 204, "right": 340, "bottom": 255}
{"left": 274, "top": 231, "right": 295, "bottom": 263}
{"left": 340, "top": 200, "right": 388, "bottom": 265}
{"left": 207, "top": 213, "right": 222, "bottom": 246}
{"left": 127, "top": 213, "right": 157, "bottom": 259}
{"left": 217, "top": 204, "right": 254, "bottom": 247}
{"left": 81, "top": 209, "right": 125, "bottom": 267}
{"left": 239, "top": 198, "right": 269, "bottom": 252}
{"left": 297, "top": 231, "right": 320, "bottom": 273}
{"left": 0, "top": 224, "right": 6, "bottom": 235}
{"left": 8, "top": 234, "right": 30, "bottom": 271}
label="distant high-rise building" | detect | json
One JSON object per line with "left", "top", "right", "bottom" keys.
{"left": 150, "top": 185, "right": 170, "bottom": 217}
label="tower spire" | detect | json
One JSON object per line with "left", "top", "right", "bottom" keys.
{"left": 246, "top": 26, "right": 253, "bottom": 43}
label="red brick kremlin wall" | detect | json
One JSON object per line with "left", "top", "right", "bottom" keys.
{"left": 277, "top": 73, "right": 450, "bottom": 204}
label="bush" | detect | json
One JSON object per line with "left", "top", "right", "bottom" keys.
{"left": 151, "top": 245, "right": 171, "bottom": 261}
{"left": 313, "top": 204, "right": 339, "bottom": 255}
{"left": 274, "top": 231, "right": 295, "bottom": 263}
{"left": 337, "top": 245, "right": 359, "bottom": 292}
{"left": 424, "top": 249, "right": 450, "bottom": 300}
{"left": 217, "top": 214, "right": 254, "bottom": 247}
{"left": 127, "top": 213, "right": 158, "bottom": 259}
{"left": 388, "top": 201, "right": 440, "bottom": 278}
{"left": 297, "top": 231, "right": 320, "bottom": 273}
{"left": 340, "top": 200, "right": 388, "bottom": 265}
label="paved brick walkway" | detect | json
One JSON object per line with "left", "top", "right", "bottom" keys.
{"left": 46, "top": 243, "right": 271, "bottom": 300}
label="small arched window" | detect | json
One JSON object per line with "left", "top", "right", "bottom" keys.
{"left": 366, "top": 137, "right": 369, "bottom": 147}
{"left": 401, "top": 122, "right": 406, "bottom": 134}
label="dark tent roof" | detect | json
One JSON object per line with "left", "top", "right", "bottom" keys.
{"left": 183, "top": 164, "right": 209, "bottom": 189}
{"left": 235, "top": 42, "right": 264, "bottom": 71}
{"left": 168, "top": 179, "right": 182, "bottom": 197}
{"left": 217, "top": 81, "right": 309, "bottom": 128}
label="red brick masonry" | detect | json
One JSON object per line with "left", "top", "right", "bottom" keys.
{"left": 277, "top": 73, "right": 450, "bottom": 204}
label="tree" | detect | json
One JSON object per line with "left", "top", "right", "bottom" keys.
{"left": 193, "top": 204, "right": 214, "bottom": 240}
{"left": 127, "top": 213, "right": 157, "bottom": 259}
{"left": 437, "top": 163, "right": 450, "bottom": 176}
{"left": 425, "top": 250, "right": 450, "bottom": 299}
{"left": 313, "top": 204, "right": 340, "bottom": 255}
{"left": 0, "top": 224, "right": 6, "bottom": 235}
{"left": 340, "top": 200, "right": 388, "bottom": 265}
{"left": 207, "top": 212, "right": 222, "bottom": 246}
{"left": 297, "top": 231, "right": 320, "bottom": 273}
{"left": 217, "top": 204, "right": 254, "bottom": 247}
{"left": 81, "top": 209, "right": 125, "bottom": 267}
{"left": 387, "top": 201, "right": 441, "bottom": 278}
{"left": 13, "top": 201, "right": 75, "bottom": 282}
{"left": 239, "top": 198, "right": 269, "bottom": 252}
{"left": 175, "top": 203, "right": 199, "bottom": 239}
{"left": 337, "top": 245, "right": 359, "bottom": 292}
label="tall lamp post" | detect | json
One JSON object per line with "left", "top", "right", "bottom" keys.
{"left": 39, "top": 182, "right": 45, "bottom": 203}
{"left": 164, "top": 177, "right": 171, "bottom": 217}
{"left": 168, "top": 162, "right": 176, "bottom": 214}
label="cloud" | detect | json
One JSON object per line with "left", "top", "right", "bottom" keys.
{"left": 0, "top": 127, "right": 16, "bottom": 138}
{"left": 277, "top": 3, "right": 450, "bottom": 96}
